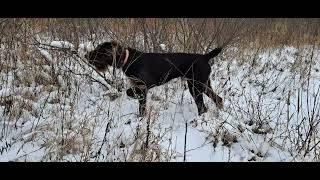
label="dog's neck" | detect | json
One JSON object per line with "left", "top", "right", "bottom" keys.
{"left": 120, "top": 48, "right": 143, "bottom": 74}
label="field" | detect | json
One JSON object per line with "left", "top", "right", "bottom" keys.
{"left": 0, "top": 18, "right": 320, "bottom": 161}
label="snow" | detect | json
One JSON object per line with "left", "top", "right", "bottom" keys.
{"left": 39, "top": 49, "right": 53, "bottom": 62}
{"left": 160, "top": 44, "right": 167, "bottom": 51}
{"left": 50, "top": 41, "right": 75, "bottom": 50}
{"left": 0, "top": 39, "right": 320, "bottom": 161}
{"left": 78, "top": 42, "right": 95, "bottom": 57}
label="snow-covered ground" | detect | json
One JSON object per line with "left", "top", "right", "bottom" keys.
{"left": 0, "top": 40, "right": 319, "bottom": 162}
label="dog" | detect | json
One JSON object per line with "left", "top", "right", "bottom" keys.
{"left": 85, "top": 41, "right": 223, "bottom": 116}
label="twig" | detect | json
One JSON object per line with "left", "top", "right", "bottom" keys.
{"left": 145, "top": 113, "right": 151, "bottom": 150}
{"left": 183, "top": 122, "right": 188, "bottom": 162}
{"left": 94, "top": 122, "right": 111, "bottom": 160}
{"left": 304, "top": 140, "right": 320, "bottom": 157}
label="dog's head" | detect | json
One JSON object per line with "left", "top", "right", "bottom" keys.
{"left": 85, "top": 41, "right": 124, "bottom": 72}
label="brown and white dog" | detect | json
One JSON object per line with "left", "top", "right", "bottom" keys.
{"left": 85, "top": 41, "right": 223, "bottom": 116}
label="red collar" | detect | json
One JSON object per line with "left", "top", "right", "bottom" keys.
{"left": 122, "top": 49, "right": 129, "bottom": 67}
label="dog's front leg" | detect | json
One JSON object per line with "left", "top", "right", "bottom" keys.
{"left": 138, "top": 87, "right": 148, "bottom": 117}
{"left": 126, "top": 86, "right": 146, "bottom": 99}
{"left": 126, "top": 86, "right": 148, "bottom": 116}
{"left": 138, "top": 98, "right": 147, "bottom": 117}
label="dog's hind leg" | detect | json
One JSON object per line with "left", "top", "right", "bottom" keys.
{"left": 204, "top": 80, "right": 223, "bottom": 109}
{"left": 187, "top": 80, "right": 207, "bottom": 115}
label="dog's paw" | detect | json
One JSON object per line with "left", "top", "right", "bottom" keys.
{"left": 190, "top": 119, "right": 198, "bottom": 128}
{"left": 216, "top": 97, "right": 224, "bottom": 110}
{"left": 198, "top": 106, "right": 208, "bottom": 116}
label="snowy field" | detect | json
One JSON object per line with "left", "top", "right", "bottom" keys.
{"left": 0, "top": 38, "right": 319, "bottom": 162}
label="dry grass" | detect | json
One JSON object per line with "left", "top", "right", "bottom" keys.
{"left": 1, "top": 18, "right": 320, "bottom": 161}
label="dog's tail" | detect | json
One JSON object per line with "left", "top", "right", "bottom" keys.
{"left": 205, "top": 47, "right": 222, "bottom": 59}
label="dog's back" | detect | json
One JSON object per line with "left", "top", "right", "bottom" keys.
{"left": 124, "top": 48, "right": 222, "bottom": 88}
